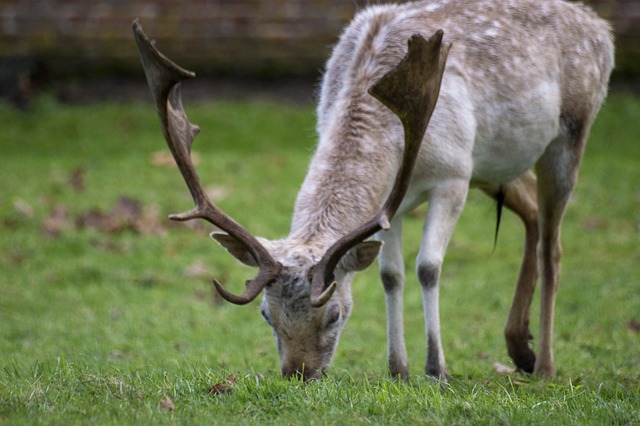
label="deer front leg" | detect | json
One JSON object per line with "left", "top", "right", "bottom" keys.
{"left": 378, "top": 216, "right": 408, "bottom": 378}
{"left": 417, "top": 181, "right": 469, "bottom": 380}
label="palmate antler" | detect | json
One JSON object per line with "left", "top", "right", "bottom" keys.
{"left": 133, "top": 20, "right": 281, "bottom": 305}
{"left": 310, "top": 31, "right": 451, "bottom": 307}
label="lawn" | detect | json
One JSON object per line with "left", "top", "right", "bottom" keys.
{"left": 0, "top": 90, "right": 638, "bottom": 425}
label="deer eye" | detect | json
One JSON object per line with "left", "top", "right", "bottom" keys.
{"left": 325, "top": 306, "right": 341, "bottom": 327}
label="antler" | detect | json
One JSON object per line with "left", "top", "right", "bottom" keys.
{"left": 133, "top": 20, "right": 281, "bottom": 305}
{"left": 310, "top": 30, "right": 451, "bottom": 307}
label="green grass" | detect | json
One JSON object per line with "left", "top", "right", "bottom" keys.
{"left": 0, "top": 92, "right": 638, "bottom": 425}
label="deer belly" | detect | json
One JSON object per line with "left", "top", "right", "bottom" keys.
{"left": 471, "top": 88, "right": 561, "bottom": 184}
{"left": 472, "top": 121, "right": 558, "bottom": 184}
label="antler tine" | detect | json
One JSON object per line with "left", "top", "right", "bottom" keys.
{"left": 310, "top": 30, "right": 451, "bottom": 307}
{"left": 133, "top": 20, "right": 281, "bottom": 305}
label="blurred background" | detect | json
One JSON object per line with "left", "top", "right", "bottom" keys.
{"left": 0, "top": 0, "right": 638, "bottom": 107}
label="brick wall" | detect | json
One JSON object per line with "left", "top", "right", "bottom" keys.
{"left": 0, "top": 0, "right": 638, "bottom": 78}
{"left": 1, "top": 0, "right": 381, "bottom": 77}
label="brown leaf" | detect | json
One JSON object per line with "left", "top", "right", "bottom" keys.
{"left": 76, "top": 209, "right": 109, "bottom": 231}
{"left": 43, "top": 204, "right": 70, "bottom": 237}
{"left": 84, "top": 196, "right": 143, "bottom": 234}
{"left": 208, "top": 374, "right": 238, "bottom": 395}
{"left": 76, "top": 198, "right": 167, "bottom": 236}
{"left": 69, "top": 165, "right": 86, "bottom": 191}
{"left": 110, "top": 196, "right": 143, "bottom": 226}
{"left": 0, "top": 250, "right": 27, "bottom": 266}
{"left": 627, "top": 319, "right": 640, "bottom": 332}
{"left": 183, "top": 261, "right": 210, "bottom": 279}
{"left": 582, "top": 217, "right": 607, "bottom": 231}
{"left": 159, "top": 396, "right": 174, "bottom": 411}
{"left": 13, "top": 199, "right": 34, "bottom": 219}
{"left": 492, "top": 362, "right": 516, "bottom": 374}
{"left": 151, "top": 150, "right": 200, "bottom": 168}
{"left": 133, "top": 204, "right": 166, "bottom": 235}
{"left": 206, "top": 185, "right": 227, "bottom": 202}
{"left": 150, "top": 151, "right": 175, "bottom": 168}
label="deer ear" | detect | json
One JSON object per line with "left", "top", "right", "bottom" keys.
{"left": 211, "top": 232, "right": 259, "bottom": 267}
{"left": 339, "top": 240, "right": 382, "bottom": 272}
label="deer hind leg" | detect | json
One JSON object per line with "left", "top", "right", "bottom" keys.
{"left": 417, "top": 180, "right": 469, "bottom": 380}
{"left": 481, "top": 171, "right": 539, "bottom": 373}
{"left": 534, "top": 120, "right": 590, "bottom": 377}
{"left": 378, "top": 216, "right": 408, "bottom": 378}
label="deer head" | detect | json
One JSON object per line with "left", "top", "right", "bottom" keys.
{"left": 133, "top": 20, "right": 449, "bottom": 380}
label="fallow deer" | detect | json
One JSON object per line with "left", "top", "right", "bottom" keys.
{"left": 133, "top": 0, "right": 613, "bottom": 381}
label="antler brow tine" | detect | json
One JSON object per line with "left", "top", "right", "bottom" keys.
{"left": 133, "top": 20, "right": 281, "bottom": 305}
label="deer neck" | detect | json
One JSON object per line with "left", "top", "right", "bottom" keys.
{"left": 289, "top": 104, "right": 399, "bottom": 246}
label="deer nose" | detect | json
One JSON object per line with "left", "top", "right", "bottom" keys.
{"left": 281, "top": 363, "right": 321, "bottom": 381}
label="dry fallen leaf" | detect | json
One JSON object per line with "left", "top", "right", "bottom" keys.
{"left": 208, "top": 374, "right": 238, "bottom": 395}
{"left": 110, "top": 196, "right": 143, "bottom": 228}
{"left": 151, "top": 150, "right": 201, "bottom": 168}
{"left": 76, "top": 196, "right": 151, "bottom": 234}
{"left": 150, "top": 151, "right": 176, "bottom": 168}
{"left": 76, "top": 208, "right": 108, "bottom": 230}
{"left": 492, "top": 362, "right": 516, "bottom": 374}
{"left": 135, "top": 203, "right": 167, "bottom": 235}
{"left": 183, "top": 261, "right": 210, "bottom": 279}
{"left": 13, "top": 199, "right": 34, "bottom": 219}
{"left": 69, "top": 165, "right": 86, "bottom": 191}
{"left": 582, "top": 217, "right": 607, "bottom": 231}
{"left": 57, "top": 194, "right": 202, "bottom": 237}
{"left": 206, "top": 185, "right": 227, "bottom": 202}
{"left": 0, "top": 250, "right": 27, "bottom": 266}
{"left": 159, "top": 396, "right": 174, "bottom": 411}
{"left": 43, "top": 204, "right": 70, "bottom": 237}
{"left": 627, "top": 319, "right": 640, "bottom": 332}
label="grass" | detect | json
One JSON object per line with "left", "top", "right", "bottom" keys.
{"left": 0, "top": 91, "right": 638, "bottom": 425}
